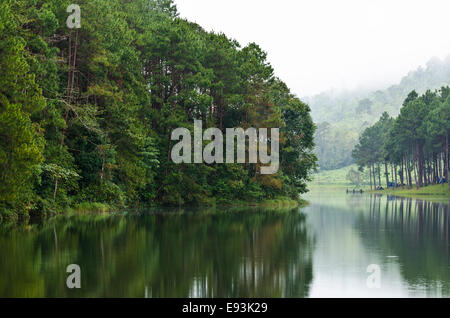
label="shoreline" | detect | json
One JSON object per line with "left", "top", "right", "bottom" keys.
{"left": 66, "top": 197, "right": 303, "bottom": 214}
{"left": 368, "top": 183, "right": 449, "bottom": 194}
{"left": 308, "top": 183, "right": 449, "bottom": 201}
{"left": 1, "top": 197, "right": 304, "bottom": 225}
{"left": 367, "top": 184, "right": 450, "bottom": 200}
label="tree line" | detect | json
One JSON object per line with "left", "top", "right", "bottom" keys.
{"left": 352, "top": 88, "right": 449, "bottom": 190}
{"left": 311, "top": 57, "right": 450, "bottom": 171}
{"left": 0, "top": 0, "right": 317, "bottom": 221}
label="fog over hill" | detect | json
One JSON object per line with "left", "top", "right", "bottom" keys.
{"left": 306, "top": 56, "right": 450, "bottom": 171}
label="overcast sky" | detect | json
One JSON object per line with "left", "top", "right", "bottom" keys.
{"left": 174, "top": 0, "right": 450, "bottom": 97}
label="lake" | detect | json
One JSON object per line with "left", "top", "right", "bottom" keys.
{"left": 0, "top": 189, "right": 449, "bottom": 297}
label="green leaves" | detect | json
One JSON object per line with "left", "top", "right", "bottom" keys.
{"left": 1, "top": 0, "right": 318, "bottom": 216}
{"left": 0, "top": 99, "right": 44, "bottom": 205}
{"left": 41, "top": 163, "right": 79, "bottom": 180}
{"left": 0, "top": 2, "right": 46, "bottom": 210}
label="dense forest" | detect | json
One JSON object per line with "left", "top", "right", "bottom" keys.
{"left": 308, "top": 57, "right": 450, "bottom": 170}
{"left": 352, "top": 88, "right": 449, "bottom": 190}
{"left": 0, "top": 0, "right": 317, "bottom": 221}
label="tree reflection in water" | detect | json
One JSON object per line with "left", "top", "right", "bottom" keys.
{"left": 361, "top": 195, "right": 450, "bottom": 296}
{"left": 0, "top": 207, "right": 315, "bottom": 298}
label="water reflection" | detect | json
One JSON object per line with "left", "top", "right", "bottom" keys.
{"left": 1, "top": 193, "right": 448, "bottom": 298}
{"left": 361, "top": 195, "right": 450, "bottom": 296}
{"left": 0, "top": 208, "right": 314, "bottom": 298}
{"left": 304, "top": 190, "right": 450, "bottom": 298}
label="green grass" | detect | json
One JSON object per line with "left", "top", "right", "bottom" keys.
{"left": 310, "top": 165, "right": 449, "bottom": 200}
{"left": 310, "top": 164, "right": 370, "bottom": 187}
{"left": 63, "top": 197, "right": 301, "bottom": 216}
{"left": 372, "top": 184, "right": 450, "bottom": 198}
{"left": 66, "top": 202, "right": 111, "bottom": 214}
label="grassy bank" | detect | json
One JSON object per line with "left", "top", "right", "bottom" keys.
{"left": 260, "top": 198, "right": 302, "bottom": 208}
{"left": 66, "top": 197, "right": 302, "bottom": 215}
{"left": 370, "top": 184, "right": 450, "bottom": 199}
{"left": 65, "top": 202, "right": 112, "bottom": 214}
{"left": 215, "top": 196, "right": 301, "bottom": 209}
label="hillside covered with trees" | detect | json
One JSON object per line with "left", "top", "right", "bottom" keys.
{"left": 352, "top": 88, "right": 449, "bottom": 190}
{"left": 307, "top": 57, "right": 450, "bottom": 170}
{"left": 0, "top": 0, "right": 317, "bottom": 221}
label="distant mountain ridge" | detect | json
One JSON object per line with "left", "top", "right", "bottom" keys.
{"left": 306, "top": 56, "right": 450, "bottom": 170}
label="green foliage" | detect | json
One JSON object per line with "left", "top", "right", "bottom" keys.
{"left": 0, "top": 0, "right": 317, "bottom": 219}
{"left": 0, "top": 1, "right": 45, "bottom": 214}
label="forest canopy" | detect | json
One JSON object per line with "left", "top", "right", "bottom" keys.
{"left": 0, "top": 0, "right": 317, "bottom": 221}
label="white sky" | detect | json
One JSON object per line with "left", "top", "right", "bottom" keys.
{"left": 174, "top": 0, "right": 450, "bottom": 97}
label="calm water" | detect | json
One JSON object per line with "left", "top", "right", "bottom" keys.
{"left": 0, "top": 190, "right": 449, "bottom": 298}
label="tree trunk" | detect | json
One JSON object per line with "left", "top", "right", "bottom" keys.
{"left": 424, "top": 158, "right": 428, "bottom": 186}
{"left": 372, "top": 163, "right": 377, "bottom": 190}
{"left": 56, "top": 30, "right": 76, "bottom": 199}
{"left": 407, "top": 156, "right": 412, "bottom": 188}
{"left": 413, "top": 159, "right": 418, "bottom": 189}
{"left": 400, "top": 156, "right": 405, "bottom": 187}
{"left": 384, "top": 161, "right": 389, "bottom": 188}
{"left": 377, "top": 163, "right": 381, "bottom": 187}
{"left": 433, "top": 154, "right": 438, "bottom": 184}
{"left": 53, "top": 178, "right": 58, "bottom": 201}
{"left": 70, "top": 30, "right": 78, "bottom": 103}
{"left": 427, "top": 158, "right": 432, "bottom": 185}
{"left": 394, "top": 164, "right": 398, "bottom": 189}
{"left": 446, "top": 134, "right": 449, "bottom": 190}
{"left": 416, "top": 144, "right": 423, "bottom": 188}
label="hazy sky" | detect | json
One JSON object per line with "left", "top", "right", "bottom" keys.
{"left": 174, "top": 0, "right": 450, "bottom": 97}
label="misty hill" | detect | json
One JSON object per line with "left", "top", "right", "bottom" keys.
{"left": 305, "top": 56, "right": 450, "bottom": 170}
